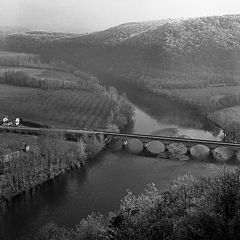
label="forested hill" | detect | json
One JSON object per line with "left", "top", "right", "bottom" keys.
{"left": 4, "top": 15, "right": 240, "bottom": 87}
{"left": 0, "top": 26, "right": 31, "bottom": 50}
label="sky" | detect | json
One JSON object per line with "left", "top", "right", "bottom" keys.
{"left": 0, "top": 0, "right": 240, "bottom": 33}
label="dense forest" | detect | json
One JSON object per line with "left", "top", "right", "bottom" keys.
{"left": 4, "top": 15, "right": 240, "bottom": 89}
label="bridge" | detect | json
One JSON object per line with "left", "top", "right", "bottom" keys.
{"left": 0, "top": 126, "right": 240, "bottom": 161}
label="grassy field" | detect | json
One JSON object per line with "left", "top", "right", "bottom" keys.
{"left": 172, "top": 86, "right": 240, "bottom": 104}
{"left": 209, "top": 106, "right": 240, "bottom": 125}
{"left": 0, "top": 67, "right": 82, "bottom": 81}
{"left": 0, "top": 84, "right": 115, "bottom": 129}
{"left": 0, "top": 51, "right": 33, "bottom": 57}
{"left": 0, "top": 67, "right": 45, "bottom": 77}
{"left": 0, "top": 132, "right": 39, "bottom": 149}
{"left": 0, "top": 132, "right": 84, "bottom": 153}
{"left": 0, "top": 59, "right": 118, "bottom": 129}
{"left": 171, "top": 86, "right": 240, "bottom": 137}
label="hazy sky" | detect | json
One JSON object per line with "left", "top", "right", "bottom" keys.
{"left": 1, "top": 0, "right": 240, "bottom": 33}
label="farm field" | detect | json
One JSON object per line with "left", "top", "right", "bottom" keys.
{"left": 0, "top": 132, "right": 82, "bottom": 153}
{"left": 209, "top": 106, "right": 240, "bottom": 126}
{"left": 0, "top": 51, "right": 33, "bottom": 57}
{"left": 0, "top": 66, "right": 83, "bottom": 82}
{"left": 172, "top": 86, "right": 240, "bottom": 104}
{"left": 37, "top": 69, "right": 80, "bottom": 81}
{"left": 0, "top": 84, "right": 115, "bottom": 129}
{"left": 0, "top": 67, "right": 45, "bottom": 77}
{"left": 0, "top": 132, "right": 39, "bottom": 149}
{"left": 0, "top": 51, "right": 93, "bottom": 86}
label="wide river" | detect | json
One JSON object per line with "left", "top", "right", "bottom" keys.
{"left": 0, "top": 75, "right": 235, "bottom": 240}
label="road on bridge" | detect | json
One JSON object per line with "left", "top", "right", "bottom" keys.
{"left": 1, "top": 126, "right": 240, "bottom": 149}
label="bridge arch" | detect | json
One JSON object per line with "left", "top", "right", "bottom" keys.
{"left": 213, "top": 147, "right": 234, "bottom": 162}
{"left": 190, "top": 144, "right": 210, "bottom": 160}
{"left": 236, "top": 151, "right": 240, "bottom": 162}
{"left": 2, "top": 126, "right": 240, "bottom": 161}
{"left": 146, "top": 141, "right": 165, "bottom": 154}
{"left": 168, "top": 142, "right": 187, "bottom": 155}
{"left": 104, "top": 135, "right": 112, "bottom": 145}
{"left": 126, "top": 138, "right": 143, "bottom": 154}
{"left": 95, "top": 133, "right": 104, "bottom": 142}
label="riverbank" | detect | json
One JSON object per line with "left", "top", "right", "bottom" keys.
{"left": 1, "top": 84, "right": 238, "bottom": 240}
{"left": 208, "top": 106, "right": 240, "bottom": 142}
{"left": 0, "top": 67, "right": 134, "bottom": 205}
{"left": 209, "top": 106, "right": 240, "bottom": 127}
{"left": 96, "top": 72, "right": 222, "bottom": 136}
{"left": 0, "top": 94, "right": 134, "bottom": 205}
{"left": 96, "top": 71, "right": 240, "bottom": 142}
{"left": 142, "top": 83, "right": 240, "bottom": 137}
{"left": 0, "top": 52, "right": 134, "bottom": 131}
{"left": 34, "top": 167, "right": 240, "bottom": 240}
{"left": 0, "top": 132, "right": 105, "bottom": 204}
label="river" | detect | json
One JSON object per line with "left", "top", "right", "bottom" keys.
{"left": 0, "top": 75, "right": 234, "bottom": 240}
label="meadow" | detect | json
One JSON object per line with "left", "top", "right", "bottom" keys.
{"left": 157, "top": 86, "right": 240, "bottom": 141}
{"left": 0, "top": 66, "right": 102, "bottom": 92}
{"left": 209, "top": 105, "right": 240, "bottom": 134}
{"left": 0, "top": 67, "right": 83, "bottom": 82}
{"left": 0, "top": 132, "right": 83, "bottom": 156}
{"left": 151, "top": 85, "right": 240, "bottom": 119}
{"left": 171, "top": 86, "right": 240, "bottom": 104}
{"left": 0, "top": 133, "right": 39, "bottom": 149}
{"left": 212, "top": 106, "right": 240, "bottom": 122}
{"left": 0, "top": 131, "right": 106, "bottom": 202}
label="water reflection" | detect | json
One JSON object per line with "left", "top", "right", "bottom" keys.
{"left": 129, "top": 106, "right": 223, "bottom": 141}
{"left": 0, "top": 74, "right": 229, "bottom": 240}
{"left": 98, "top": 73, "right": 221, "bottom": 139}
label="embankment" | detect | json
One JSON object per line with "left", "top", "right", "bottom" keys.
{"left": 0, "top": 132, "right": 105, "bottom": 203}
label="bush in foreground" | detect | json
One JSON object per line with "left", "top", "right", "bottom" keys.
{"left": 36, "top": 168, "right": 240, "bottom": 240}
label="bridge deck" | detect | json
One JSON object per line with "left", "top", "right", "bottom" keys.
{"left": 0, "top": 126, "right": 239, "bottom": 148}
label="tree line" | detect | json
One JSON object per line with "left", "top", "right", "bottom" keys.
{"left": 35, "top": 169, "right": 240, "bottom": 240}
{"left": 0, "top": 132, "right": 105, "bottom": 202}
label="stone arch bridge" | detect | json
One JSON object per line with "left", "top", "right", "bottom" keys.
{"left": 1, "top": 126, "right": 240, "bottom": 161}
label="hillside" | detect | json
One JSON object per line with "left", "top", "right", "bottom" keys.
{"left": 0, "top": 51, "right": 134, "bottom": 131}
{"left": 63, "top": 19, "right": 181, "bottom": 46}
{"left": 3, "top": 14, "right": 240, "bottom": 121}
{"left": 4, "top": 15, "right": 240, "bottom": 86}
{"left": 0, "top": 26, "right": 30, "bottom": 50}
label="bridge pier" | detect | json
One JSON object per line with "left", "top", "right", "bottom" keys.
{"left": 186, "top": 146, "right": 191, "bottom": 154}
{"left": 143, "top": 142, "right": 148, "bottom": 149}
{"left": 122, "top": 139, "right": 128, "bottom": 148}
{"left": 2, "top": 126, "right": 240, "bottom": 162}
{"left": 104, "top": 135, "right": 112, "bottom": 145}
{"left": 209, "top": 148, "right": 215, "bottom": 156}
{"left": 164, "top": 144, "right": 169, "bottom": 152}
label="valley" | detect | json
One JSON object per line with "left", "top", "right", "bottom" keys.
{"left": 3, "top": 15, "right": 240, "bottom": 139}
{"left": 1, "top": 13, "right": 240, "bottom": 240}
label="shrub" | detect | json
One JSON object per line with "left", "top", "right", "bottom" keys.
{"left": 36, "top": 168, "right": 240, "bottom": 240}
{"left": 75, "top": 213, "right": 111, "bottom": 240}
{"left": 36, "top": 223, "right": 74, "bottom": 240}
